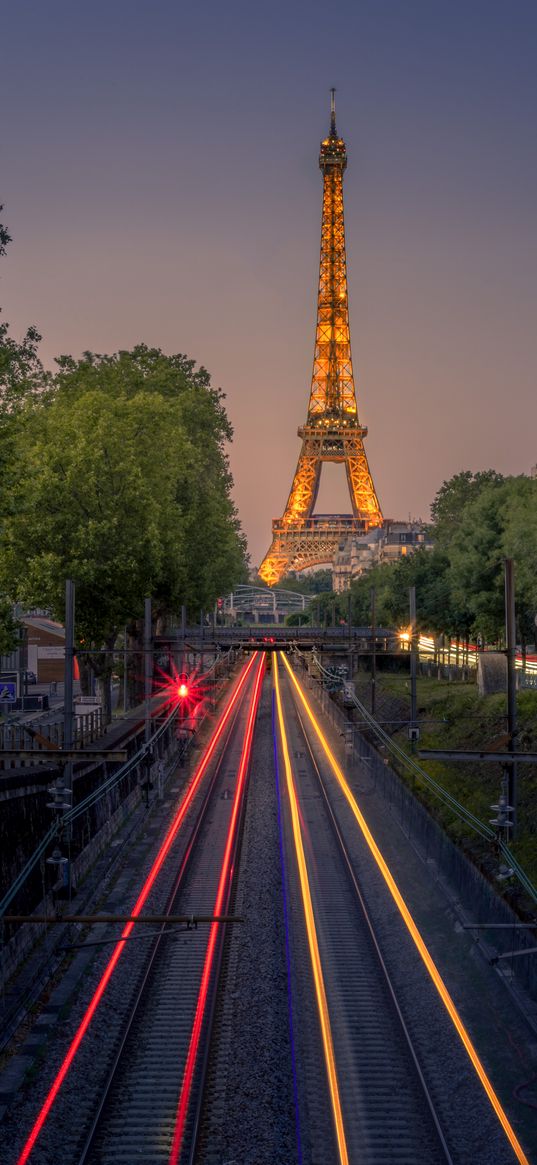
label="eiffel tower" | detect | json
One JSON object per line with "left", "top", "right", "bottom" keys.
{"left": 259, "top": 92, "right": 383, "bottom": 587}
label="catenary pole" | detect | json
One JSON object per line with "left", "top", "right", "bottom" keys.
{"left": 504, "top": 559, "right": 518, "bottom": 835}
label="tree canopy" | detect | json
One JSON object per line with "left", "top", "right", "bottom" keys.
{"left": 1, "top": 348, "right": 248, "bottom": 647}
{"left": 0, "top": 204, "right": 247, "bottom": 690}
{"left": 344, "top": 471, "right": 537, "bottom": 643}
{"left": 0, "top": 207, "right": 47, "bottom": 653}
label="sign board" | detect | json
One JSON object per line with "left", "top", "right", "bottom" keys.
{"left": 0, "top": 682, "right": 16, "bottom": 701}
{"left": 38, "top": 646, "right": 65, "bottom": 660}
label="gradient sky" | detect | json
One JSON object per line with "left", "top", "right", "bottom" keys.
{"left": 2, "top": 0, "right": 536, "bottom": 566}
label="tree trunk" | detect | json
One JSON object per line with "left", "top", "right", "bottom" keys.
{"left": 96, "top": 672, "right": 112, "bottom": 724}
{"left": 88, "top": 634, "right": 117, "bottom": 726}
{"left": 78, "top": 654, "right": 93, "bottom": 697}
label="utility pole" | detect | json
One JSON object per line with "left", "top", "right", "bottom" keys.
{"left": 371, "top": 586, "right": 377, "bottom": 717}
{"left": 347, "top": 589, "right": 352, "bottom": 688}
{"left": 141, "top": 597, "right": 153, "bottom": 808}
{"left": 409, "top": 586, "right": 417, "bottom": 749}
{"left": 123, "top": 625, "right": 128, "bottom": 714}
{"left": 63, "top": 580, "right": 75, "bottom": 777}
{"left": 504, "top": 559, "right": 518, "bottom": 835}
{"left": 144, "top": 597, "right": 152, "bottom": 749}
{"left": 63, "top": 579, "right": 75, "bottom": 895}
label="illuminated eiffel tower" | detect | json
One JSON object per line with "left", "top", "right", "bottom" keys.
{"left": 259, "top": 92, "right": 383, "bottom": 587}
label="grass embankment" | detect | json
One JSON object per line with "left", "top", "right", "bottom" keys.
{"left": 352, "top": 669, "right": 537, "bottom": 903}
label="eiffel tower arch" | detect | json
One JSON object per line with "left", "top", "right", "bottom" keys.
{"left": 259, "top": 92, "right": 382, "bottom": 587}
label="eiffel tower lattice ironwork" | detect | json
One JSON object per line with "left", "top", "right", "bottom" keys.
{"left": 259, "top": 92, "right": 383, "bottom": 587}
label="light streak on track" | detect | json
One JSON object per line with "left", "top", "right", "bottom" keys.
{"left": 272, "top": 690, "right": 303, "bottom": 1164}
{"left": 15, "top": 652, "right": 259, "bottom": 1165}
{"left": 169, "top": 652, "right": 265, "bottom": 1165}
{"left": 274, "top": 656, "right": 349, "bottom": 1165}
{"left": 281, "top": 652, "right": 530, "bottom": 1165}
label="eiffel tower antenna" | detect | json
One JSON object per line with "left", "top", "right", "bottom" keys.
{"left": 259, "top": 96, "right": 383, "bottom": 587}
{"left": 330, "top": 87, "right": 337, "bottom": 135}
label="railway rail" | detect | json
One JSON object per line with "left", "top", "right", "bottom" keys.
{"left": 76, "top": 652, "right": 264, "bottom": 1165}
{"left": 273, "top": 653, "right": 530, "bottom": 1165}
{"left": 9, "top": 653, "right": 264, "bottom": 1165}
{"left": 274, "top": 656, "right": 452, "bottom": 1164}
{"left": 4, "top": 649, "right": 532, "bottom": 1165}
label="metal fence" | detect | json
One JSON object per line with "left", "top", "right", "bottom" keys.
{"left": 0, "top": 707, "right": 103, "bottom": 765}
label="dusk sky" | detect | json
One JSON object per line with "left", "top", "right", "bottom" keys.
{"left": 2, "top": 0, "right": 536, "bottom": 566}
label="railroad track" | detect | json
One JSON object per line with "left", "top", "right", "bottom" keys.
{"left": 75, "top": 653, "right": 264, "bottom": 1165}
{"left": 275, "top": 657, "right": 453, "bottom": 1165}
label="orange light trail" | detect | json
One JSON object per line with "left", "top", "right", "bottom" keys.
{"left": 281, "top": 652, "right": 530, "bottom": 1165}
{"left": 274, "top": 656, "right": 349, "bottom": 1165}
{"left": 169, "top": 652, "right": 265, "bottom": 1165}
{"left": 15, "top": 653, "right": 259, "bottom": 1165}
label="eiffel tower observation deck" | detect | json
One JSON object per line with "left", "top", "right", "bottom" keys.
{"left": 259, "top": 92, "right": 383, "bottom": 587}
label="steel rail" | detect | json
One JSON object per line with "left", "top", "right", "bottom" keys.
{"left": 292, "top": 694, "right": 453, "bottom": 1164}
{"left": 184, "top": 660, "right": 264, "bottom": 1165}
{"left": 75, "top": 657, "right": 259, "bottom": 1165}
{"left": 14, "top": 652, "right": 258, "bottom": 1165}
{"left": 282, "top": 653, "right": 531, "bottom": 1165}
{"left": 171, "top": 654, "right": 265, "bottom": 1164}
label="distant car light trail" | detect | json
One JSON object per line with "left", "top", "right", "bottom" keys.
{"left": 274, "top": 657, "right": 349, "bottom": 1165}
{"left": 280, "top": 652, "right": 530, "bottom": 1165}
{"left": 272, "top": 689, "right": 303, "bottom": 1164}
{"left": 15, "top": 652, "right": 259, "bottom": 1165}
{"left": 169, "top": 652, "right": 265, "bottom": 1164}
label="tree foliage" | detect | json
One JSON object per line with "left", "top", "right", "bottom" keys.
{"left": 430, "top": 469, "right": 504, "bottom": 545}
{"left": 0, "top": 344, "right": 248, "bottom": 711}
{"left": 0, "top": 206, "right": 46, "bottom": 653}
{"left": 432, "top": 471, "right": 537, "bottom": 643}
{"left": 344, "top": 471, "right": 537, "bottom": 644}
{"left": 347, "top": 550, "right": 460, "bottom": 634}
{"left": 275, "top": 568, "right": 333, "bottom": 595}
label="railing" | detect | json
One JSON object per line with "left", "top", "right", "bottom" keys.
{"left": 0, "top": 707, "right": 103, "bottom": 765}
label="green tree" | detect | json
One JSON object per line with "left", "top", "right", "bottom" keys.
{"left": 0, "top": 207, "right": 46, "bottom": 455}
{"left": 447, "top": 478, "right": 509, "bottom": 641}
{"left": 0, "top": 349, "right": 248, "bottom": 717}
{"left": 430, "top": 470, "right": 504, "bottom": 547}
{"left": 1, "top": 390, "right": 184, "bottom": 715}
{"left": 502, "top": 476, "right": 537, "bottom": 648}
{"left": 275, "top": 568, "right": 333, "bottom": 595}
{"left": 0, "top": 206, "right": 46, "bottom": 653}
{"left": 0, "top": 599, "right": 18, "bottom": 655}
{"left": 50, "top": 347, "right": 248, "bottom": 613}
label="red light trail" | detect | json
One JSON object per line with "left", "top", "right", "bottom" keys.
{"left": 168, "top": 651, "right": 265, "bottom": 1165}
{"left": 15, "top": 652, "right": 259, "bottom": 1165}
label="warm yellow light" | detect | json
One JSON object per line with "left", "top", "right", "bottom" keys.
{"left": 274, "top": 658, "right": 349, "bottom": 1165}
{"left": 399, "top": 630, "right": 411, "bottom": 642}
{"left": 280, "top": 653, "right": 530, "bottom": 1165}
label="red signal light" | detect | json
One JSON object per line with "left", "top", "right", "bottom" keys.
{"left": 177, "top": 682, "right": 189, "bottom": 699}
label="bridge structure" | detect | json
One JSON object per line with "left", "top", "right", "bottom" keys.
{"left": 159, "top": 624, "right": 396, "bottom": 655}
{"left": 259, "top": 91, "right": 383, "bottom": 586}
{"left": 221, "top": 584, "right": 307, "bottom": 624}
